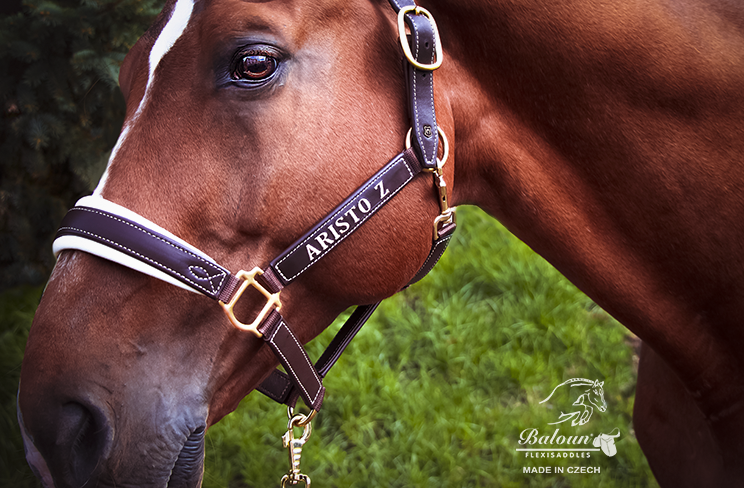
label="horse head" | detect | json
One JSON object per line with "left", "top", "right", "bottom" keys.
{"left": 586, "top": 380, "right": 608, "bottom": 413}
{"left": 570, "top": 379, "right": 607, "bottom": 414}
{"left": 18, "top": 0, "right": 456, "bottom": 485}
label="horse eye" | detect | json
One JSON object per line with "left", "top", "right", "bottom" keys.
{"left": 232, "top": 54, "right": 278, "bottom": 81}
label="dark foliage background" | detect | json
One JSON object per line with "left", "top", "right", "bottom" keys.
{"left": 1, "top": 1, "right": 163, "bottom": 484}
{"left": 0, "top": 0, "right": 164, "bottom": 291}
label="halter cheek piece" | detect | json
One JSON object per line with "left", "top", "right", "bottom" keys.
{"left": 54, "top": 1, "right": 449, "bottom": 482}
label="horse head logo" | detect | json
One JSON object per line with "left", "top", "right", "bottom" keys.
{"left": 539, "top": 378, "right": 607, "bottom": 426}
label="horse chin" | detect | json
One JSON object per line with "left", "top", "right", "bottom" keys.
{"left": 167, "top": 426, "right": 206, "bottom": 488}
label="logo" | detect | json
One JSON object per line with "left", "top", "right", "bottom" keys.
{"left": 539, "top": 378, "right": 607, "bottom": 426}
{"left": 593, "top": 428, "right": 621, "bottom": 457}
{"left": 516, "top": 377, "right": 621, "bottom": 473}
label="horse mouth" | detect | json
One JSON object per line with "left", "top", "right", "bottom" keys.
{"left": 167, "top": 426, "right": 206, "bottom": 488}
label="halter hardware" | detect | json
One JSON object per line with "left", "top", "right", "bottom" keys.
{"left": 397, "top": 5, "right": 443, "bottom": 71}
{"left": 406, "top": 126, "right": 449, "bottom": 168}
{"left": 406, "top": 126, "right": 456, "bottom": 239}
{"left": 288, "top": 405, "right": 317, "bottom": 427}
{"left": 51, "top": 1, "right": 449, "bottom": 485}
{"left": 434, "top": 208, "right": 456, "bottom": 240}
{"left": 281, "top": 413, "right": 313, "bottom": 487}
{"left": 219, "top": 267, "right": 281, "bottom": 337}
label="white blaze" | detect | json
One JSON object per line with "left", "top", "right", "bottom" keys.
{"left": 94, "top": 0, "right": 195, "bottom": 195}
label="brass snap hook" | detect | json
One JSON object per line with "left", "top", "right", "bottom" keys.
{"left": 280, "top": 413, "right": 314, "bottom": 487}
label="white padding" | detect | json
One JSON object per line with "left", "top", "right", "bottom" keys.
{"left": 52, "top": 195, "right": 221, "bottom": 294}
{"left": 53, "top": 236, "right": 199, "bottom": 294}
{"left": 72, "top": 196, "right": 216, "bottom": 262}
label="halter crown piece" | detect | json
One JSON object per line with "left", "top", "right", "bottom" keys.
{"left": 53, "top": 1, "right": 451, "bottom": 485}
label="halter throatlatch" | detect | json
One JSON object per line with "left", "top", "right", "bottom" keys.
{"left": 53, "top": 0, "right": 448, "bottom": 484}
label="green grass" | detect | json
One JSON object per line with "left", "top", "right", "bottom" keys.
{"left": 0, "top": 206, "right": 657, "bottom": 487}
{"left": 200, "top": 206, "right": 657, "bottom": 488}
{"left": 1, "top": 285, "right": 43, "bottom": 487}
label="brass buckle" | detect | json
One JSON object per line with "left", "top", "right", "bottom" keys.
{"left": 219, "top": 267, "right": 281, "bottom": 337}
{"left": 397, "top": 5, "right": 444, "bottom": 71}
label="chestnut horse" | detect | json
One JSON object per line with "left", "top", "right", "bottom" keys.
{"left": 18, "top": 0, "right": 744, "bottom": 486}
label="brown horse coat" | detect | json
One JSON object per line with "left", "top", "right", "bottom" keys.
{"left": 18, "top": 0, "right": 744, "bottom": 486}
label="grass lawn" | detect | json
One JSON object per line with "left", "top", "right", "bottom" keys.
{"left": 1, "top": 206, "right": 658, "bottom": 487}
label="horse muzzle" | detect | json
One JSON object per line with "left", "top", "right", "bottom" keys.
{"left": 17, "top": 383, "right": 206, "bottom": 488}
{"left": 18, "top": 392, "right": 114, "bottom": 487}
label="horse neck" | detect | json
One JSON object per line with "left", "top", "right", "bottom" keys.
{"left": 434, "top": 0, "right": 744, "bottom": 378}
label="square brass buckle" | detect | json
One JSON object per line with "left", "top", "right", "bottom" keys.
{"left": 219, "top": 267, "right": 281, "bottom": 337}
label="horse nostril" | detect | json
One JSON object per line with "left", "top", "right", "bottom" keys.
{"left": 54, "top": 402, "right": 111, "bottom": 483}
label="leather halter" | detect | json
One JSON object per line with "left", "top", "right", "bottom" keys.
{"left": 52, "top": 0, "right": 451, "bottom": 416}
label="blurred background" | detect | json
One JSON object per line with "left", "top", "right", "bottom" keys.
{"left": 0, "top": 1, "right": 657, "bottom": 486}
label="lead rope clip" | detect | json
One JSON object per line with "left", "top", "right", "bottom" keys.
{"left": 280, "top": 409, "right": 315, "bottom": 487}
{"left": 406, "top": 127, "right": 456, "bottom": 239}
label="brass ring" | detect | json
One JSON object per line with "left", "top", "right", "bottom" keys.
{"left": 405, "top": 127, "right": 449, "bottom": 168}
{"left": 287, "top": 406, "right": 317, "bottom": 427}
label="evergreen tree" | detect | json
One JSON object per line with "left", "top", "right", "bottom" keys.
{"left": 0, "top": 0, "right": 164, "bottom": 290}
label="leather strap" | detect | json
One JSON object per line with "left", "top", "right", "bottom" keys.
{"left": 54, "top": 200, "right": 235, "bottom": 301}
{"left": 257, "top": 310, "right": 325, "bottom": 411}
{"left": 271, "top": 149, "right": 421, "bottom": 285}
{"left": 258, "top": 303, "right": 380, "bottom": 407}
{"left": 389, "top": 0, "right": 441, "bottom": 169}
{"left": 53, "top": 146, "right": 451, "bottom": 412}
{"left": 257, "top": 223, "right": 456, "bottom": 406}
{"left": 406, "top": 221, "right": 455, "bottom": 286}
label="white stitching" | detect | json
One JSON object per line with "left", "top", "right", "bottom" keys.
{"left": 270, "top": 320, "right": 322, "bottom": 406}
{"left": 410, "top": 16, "right": 438, "bottom": 165}
{"left": 275, "top": 156, "right": 415, "bottom": 282}
{"left": 426, "top": 18, "right": 437, "bottom": 162}
{"left": 274, "top": 158, "right": 415, "bottom": 281}
{"left": 410, "top": 18, "right": 425, "bottom": 161}
{"left": 188, "top": 266, "right": 222, "bottom": 293}
{"left": 62, "top": 207, "right": 227, "bottom": 296}
{"left": 417, "top": 235, "right": 451, "bottom": 279}
{"left": 60, "top": 225, "right": 217, "bottom": 295}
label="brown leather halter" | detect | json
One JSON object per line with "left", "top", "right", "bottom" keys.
{"left": 53, "top": 1, "right": 449, "bottom": 484}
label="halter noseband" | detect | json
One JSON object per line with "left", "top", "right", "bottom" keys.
{"left": 52, "top": 1, "right": 450, "bottom": 477}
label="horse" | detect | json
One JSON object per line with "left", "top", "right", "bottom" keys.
{"left": 17, "top": 0, "right": 744, "bottom": 486}
{"left": 540, "top": 378, "right": 607, "bottom": 426}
